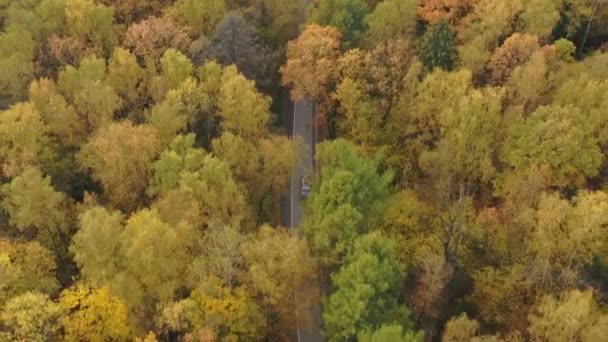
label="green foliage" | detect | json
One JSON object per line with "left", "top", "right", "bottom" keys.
{"left": 167, "top": 0, "right": 226, "bottom": 36}
{"left": 0, "top": 103, "right": 53, "bottom": 177}
{"left": 419, "top": 21, "right": 457, "bottom": 71}
{"left": 309, "top": 0, "right": 369, "bottom": 48}
{"left": 241, "top": 226, "right": 316, "bottom": 319}
{"left": 159, "top": 49, "right": 193, "bottom": 90}
{"left": 71, "top": 206, "right": 124, "bottom": 287}
{"left": 519, "top": 0, "right": 559, "bottom": 41}
{"left": 0, "top": 28, "right": 35, "bottom": 102}
{"left": 303, "top": 139, "right": 392, "bottom": 266}
{"left": 323, "top": 232, "right": 410, "bottom": 341}
{"left": 503, "top": 105, "right": 602, "bottom": 188}
{"left": 358, "top": 324, "right": 424, "bottom": 342}
{"left": 553, "top": 38, "right": 576, "bottom": 62}
{"left": 1, "top": 168, "right": 70, "bottom": 249}
{"left": 148, "top": 134, "right": 206, "bottom": 196}
{"left": 363, "top": 0, "right": 417, "bottom": 45}
{"left": 65, "top": 0, "right": 119, "bottom": 53}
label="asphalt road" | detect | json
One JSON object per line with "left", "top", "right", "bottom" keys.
{"left": 282, "top": 1, "right": 323, "bottom": 340}
{"left": 286, "top": 98, "right": 323, "bottom": 342}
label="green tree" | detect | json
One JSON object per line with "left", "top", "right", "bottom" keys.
{"left": 323, "top": 233, "right": 409, "bottom": 341}
{"left": 59, "top": 283, "right": 132, "bottom": 342}
{"left": 28, "top": 79, "right": 85, "bottom": 146}
{"left": 419, "top": 87, "right": 504, "bottom": 197}
{"left": 0, "top": 292, "right": 62, "bottom": 342}
{"left": 106, "top": 47, "right": 145, "bottom": 108}
{"left": 0, "top": 28, "right": 35, "bottom": 103}
{"left": 166, "top": 0, "right": 226, "bottom": 36}
{"left": 153, "top": 155, "right": 251, "bottom": 230}
{"left": 363, "top": 0, "right": 417, "bottom": 45}
{"left": 303, "top": 139, "right": 392, "bottom": 266}
{"left": 519, "top": 0, "right": 560, "bottom": 41}
{"left": 0, "top": 103, "right": 54, "bottom": 177}
{"left": 1, "top": 168, "right": 71, "bottom": 254}
{"left": 148, "top": 134, "right": 206, "bottom": 197}
{"left": 57, "top": 56, "right": 123, "bottom": 134}
{"left": 358, "top": 324, "right": 423, "bottom": 342}
{"left": 70, "top": 206, "right": 124, "bottom": 287}
{"left": 456, "top": 0, "right": 522, "bottom": 75}
{"left": 503, "top": 105, "right": 601, "bottom": 188}
{"left": 309, "top": 0, "right": 369, "bottom": 48}
{"left": 118, "top": 209, "right": 193, "bottom": 312}
{"left": 65, "top": 0, "right": 119, "bottom": 53}
{"left": 78, "top": 122, "right": 161, "bottom": 212}
{"left": 419, "top": 21, "right": 457, "bottom": 71}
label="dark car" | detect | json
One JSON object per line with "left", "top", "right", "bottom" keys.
{"left": 300, "top": 175, "right": 311, "bottom": 199}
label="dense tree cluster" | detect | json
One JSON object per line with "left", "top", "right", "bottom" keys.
{"left": 1, "top": 0, "right": 608, "bottom": 340}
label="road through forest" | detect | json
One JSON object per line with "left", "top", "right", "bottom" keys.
{"left": 279, "top": 2, "right": 323, "bottom": 340}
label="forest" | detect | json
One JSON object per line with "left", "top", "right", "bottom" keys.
{"left": 1, "top": 0, "right": 608, "bottom": 341}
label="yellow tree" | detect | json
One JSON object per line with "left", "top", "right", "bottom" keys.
{"left": 59, "top": 283, "right": 132, "bottom": 342}
{"left": 280, "top": 24, "right": 342, "bottom": 103}
{"left": 528, "top": 289, "right": 608, "bottom": 341}
{"left": 77, "top": 122, "right": 161, "bottom": 212}
{"left": 241, "top": 226, "right": 317, "bottom": 334}
{"left": 218, "top": 66, "right": 271, "bottom": 141}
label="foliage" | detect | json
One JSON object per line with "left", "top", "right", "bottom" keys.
{"left": 419, "top": 21, "right": 457, "bottom": 71}
{"left": 123, "top": 17, "right": 191, "bottom": 67}
{"left": 323, "top": 232, "right": 409, "bottom": 341}
{"left": 280, "top": 24, "right": 342, "bottom": 102}
{"left": 309, "top": 0, "right": 369, "bottom": 48}
{"left": 59, "top": 283, "right": 132, "bottom": 341}
{"left": 0, "top": 103, "right": 53, "bottom": 177}
{"left": 302, "top": 139, "right": 392, "bottom": 266}
{"left": 0, "top": 292, "right": 62, "bottom": 342}
{"left": 363, "top": 0, "right": 417, "bottom": 45}
{"left": 503, "top": 105, "right": 602, "bottom": 188}
{"left": 77, "top": 121, "right": 161, "bottom": 212}
{"left": 200, "top": 13, "right": 270, "bottom": 86}
{"left": 528, "top": 289, "right": 608, "bottom": 341}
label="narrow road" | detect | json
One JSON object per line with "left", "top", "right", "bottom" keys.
{"left": 289, "top": 99, "right": 323, "bottom": 342}
{"left": 282, "top": 1, "right": 323, "bottom": 340}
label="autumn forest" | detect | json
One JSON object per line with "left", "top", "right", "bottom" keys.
{"left": 1, "top": 0, "right": 608, "bottom": 341}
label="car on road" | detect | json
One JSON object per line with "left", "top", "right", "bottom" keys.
{"left": 300, "top": 175, "right": 311, "bottom": 199}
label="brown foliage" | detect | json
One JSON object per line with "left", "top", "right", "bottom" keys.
{"left": 48, "top": 35, "right": 102, "bottom": 67}
{"left": 418, "top": 0, "right": 477, "bottom": 26}
{"left": 411, "top": 254, "right": 453, "bottom": 318}
{"left": 124, "top": 17, "right": 191, "bottom": 67}
{"left": 99, "top": 0, "right": 169, "bottom": 24}
{"left": 488, "top": 33, "right": 540, "bottom": 84}
{"left": 280, "top": 24, "right": 342, "bottom": 102}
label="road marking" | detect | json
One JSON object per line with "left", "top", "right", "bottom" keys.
{"left": 291, "top": 100, "right": 301, "bottom": 342}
